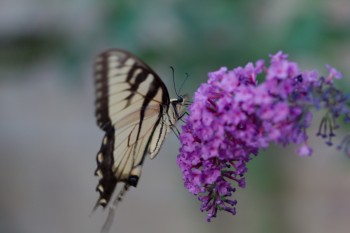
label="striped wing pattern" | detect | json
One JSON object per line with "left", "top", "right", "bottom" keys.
{"left": 93, "top": 49, "right": 171, "bottom": 208}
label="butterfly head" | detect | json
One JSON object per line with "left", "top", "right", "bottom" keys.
{"left": 170, "top": 94, "right": 188, "bottom": 120}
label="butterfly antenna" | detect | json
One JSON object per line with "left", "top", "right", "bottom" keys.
{"left": 178, "top": 72, "right": 189, "bottom": 95}
{"left": 170, "top": 66, "right": 180, "bottom": 97}
{"left": 101, "top": 185, "right": 130, "bottom": 233}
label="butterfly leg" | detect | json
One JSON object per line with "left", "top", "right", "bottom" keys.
{"left": 179, "top": 111, "right": 189, "bottom": 123}
{"left": 170, "top": 125, "right": 181, "bottom": 139}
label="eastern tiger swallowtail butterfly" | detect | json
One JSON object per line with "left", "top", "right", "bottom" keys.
{"left": 93, "top": 49, "right": 187, "bottom": 231}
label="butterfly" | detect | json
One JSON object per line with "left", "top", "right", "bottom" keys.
{"left": 93, "top": 48, "right": 187, "bottom": 231}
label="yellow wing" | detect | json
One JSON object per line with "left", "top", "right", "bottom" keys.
{"left": 94, "top": 49, "right": 172, "bottom": 208}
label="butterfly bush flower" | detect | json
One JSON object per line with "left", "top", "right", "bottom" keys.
{"left": 177, "top": 51, "right": 350, "bottom": 221}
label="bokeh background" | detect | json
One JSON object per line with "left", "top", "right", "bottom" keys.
{"left": 1, "top": 0, "right": 350, "bottom": 233}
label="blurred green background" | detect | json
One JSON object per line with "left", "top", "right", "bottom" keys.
{"left": 1, "top": 0, "right": 350, "bottom": 233}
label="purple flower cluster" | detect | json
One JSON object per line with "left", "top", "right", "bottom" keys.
{"left": 177, "top": 51, "right": 349, "bottom": 221}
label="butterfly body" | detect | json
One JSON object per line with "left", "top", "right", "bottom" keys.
{"left": 93, "top": 49, "right": 186, "bottom": 210}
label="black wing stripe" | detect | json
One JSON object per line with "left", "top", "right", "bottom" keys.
{"left": 112, "top": 115, "right": 158, "bottom": 177}
{"left": 125, "top": 70, "right": 148, "bottom": 101}
{"left": 108, "top": 103, "right": 160, "bottom": 128}
{"left": 151, "top": 118, "right": 165, "bottom": 154}
{"left": 94, "top": 54, "right": 111, "bottom": 129}
{"left": 132, "top": 78, "right": 160, "bottom": 160}
{"left": 94, "top": 123, "right": 117, "bottom": 207}
{"left": 107, "top": 89, "right": 163, "bottom": 106}
{"left": 107, "top": 76, "right": 164, "bottom": 126}
{"left": 118, "top": 134, "right": 145, "bottom": 182}
{"left": 115, "top": 109, "right": 159, "bottom": 131}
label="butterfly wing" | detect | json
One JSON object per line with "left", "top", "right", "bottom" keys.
{"left": 93, "top": 49, "right": 171, "bottom": 208}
